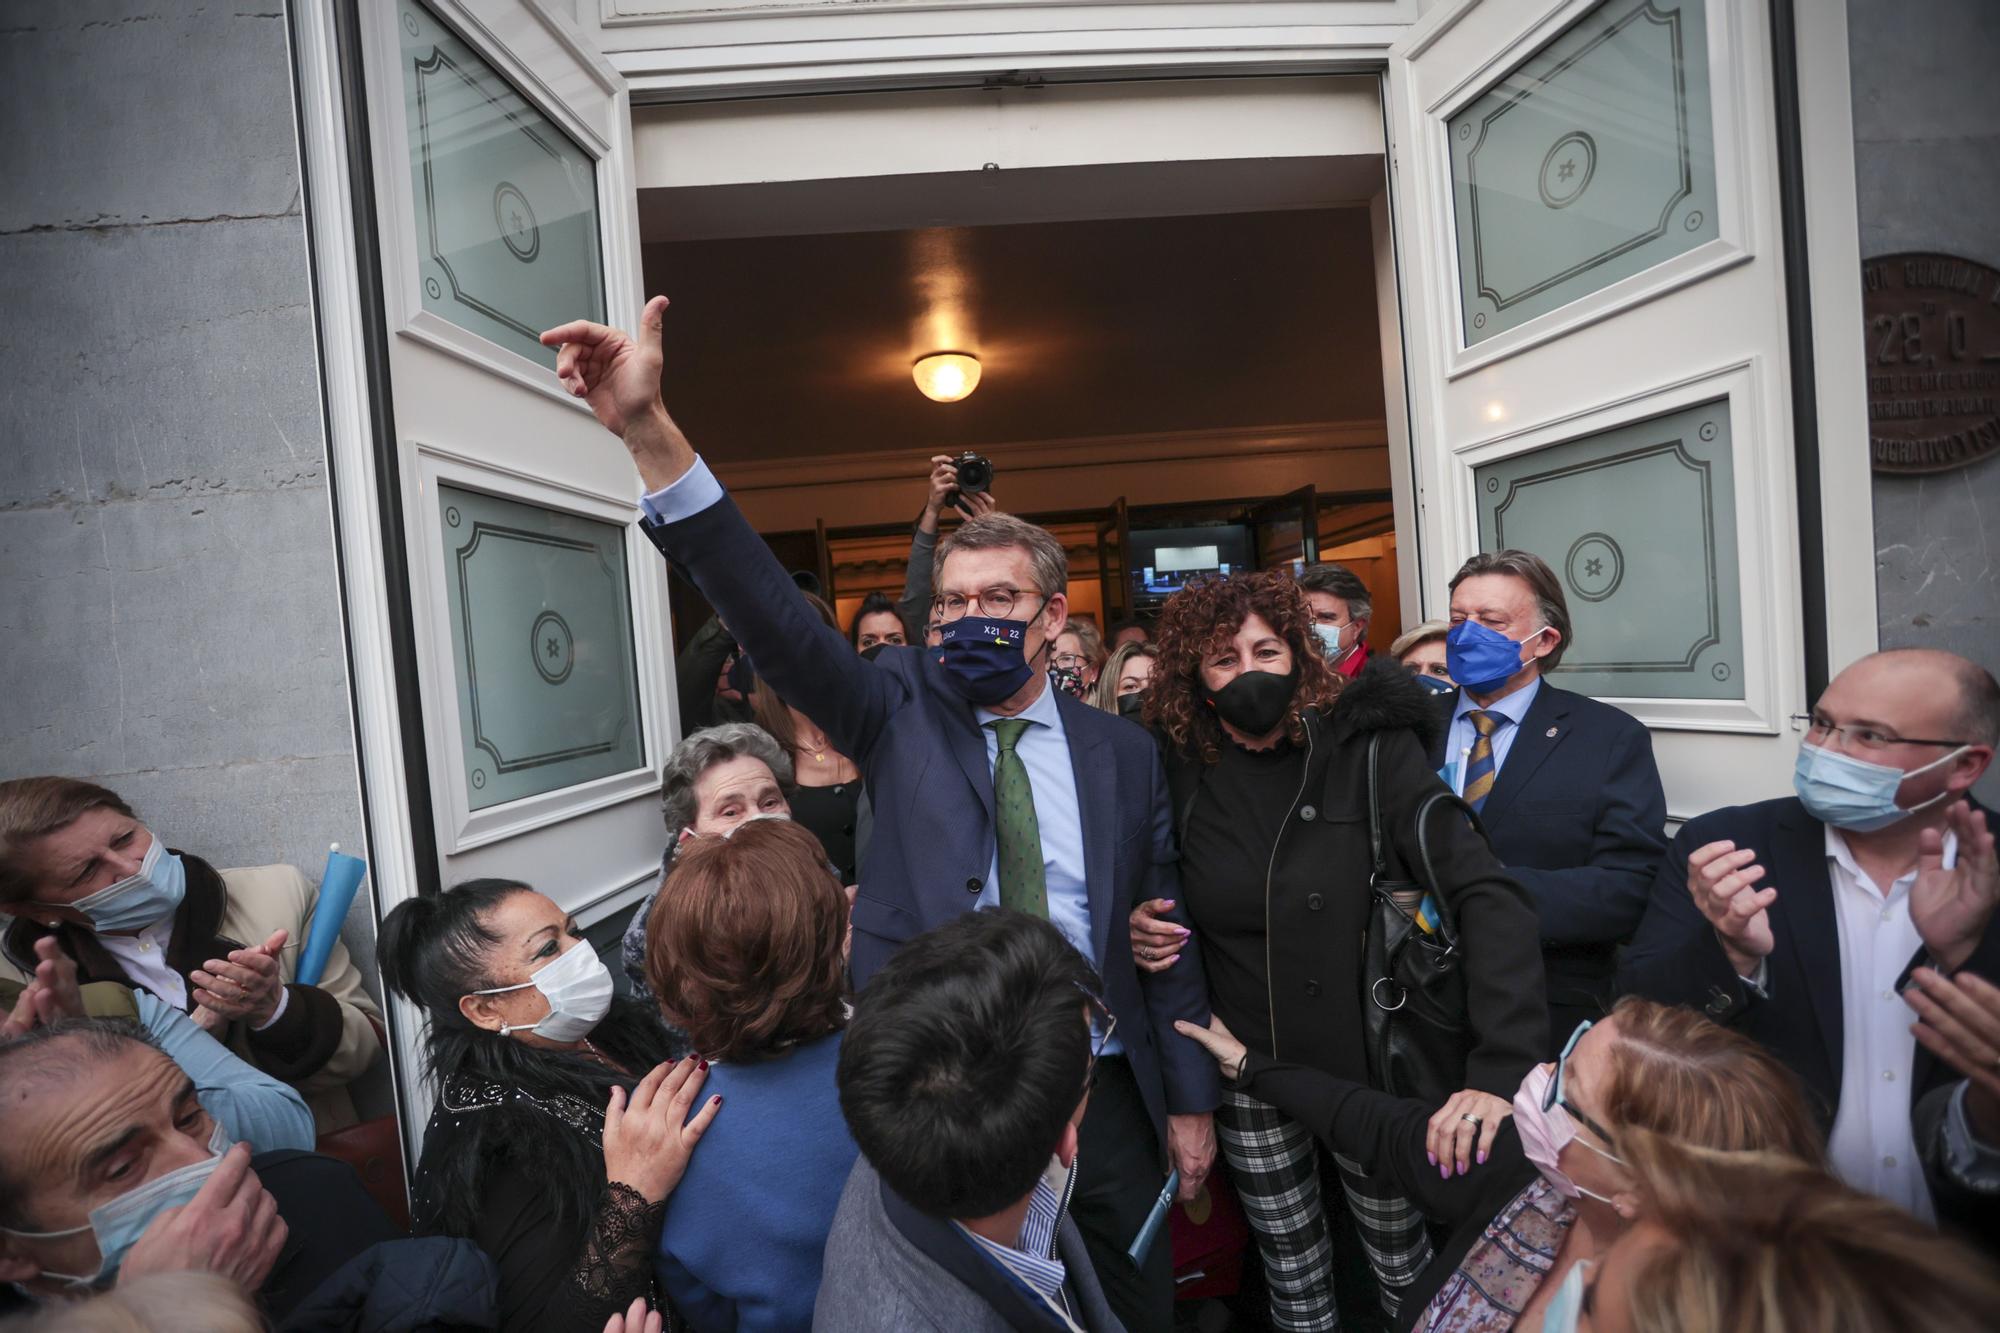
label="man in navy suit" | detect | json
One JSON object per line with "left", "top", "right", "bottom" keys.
{"left": 1429, "top": 550, "right": 1668, "bottom": 1057}
{"left": 540, "top": 299, "right": 1217, "bottom": 1332}
{"left": 1620, "top": 648, "right": 1999, "bottom": 1223}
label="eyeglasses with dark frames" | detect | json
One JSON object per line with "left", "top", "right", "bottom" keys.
{"left": 1544, "top": 1019, "right": 1616, "bottom": 1146}
{"left": 1075, "top": 983, "right": 1118, "bottom": 1097}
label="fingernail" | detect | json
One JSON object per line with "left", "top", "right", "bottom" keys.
{"left": 1176, "top": 928, "right": 1191, "bottom": 937}
{"left": 1477, "top": 1151, "right": 1487, "bottom": 1164}
{"left": 1427, "top": 1152, "right": 1436, "bottom": 1166}
{"left": 1457, "top": 1163, "right": 1467, "bottom": 1177}
{"left": 1163, "top": 900, "right": 1175, "bottom": 909}
{"left": 1440, "top": 1163, "right": 1450, "bottom": 1179}
{"left": 697, "top": 1059, "right": 709, "bottom": 1071}
{"left": 711, "top": 1096, "right": 722, "bottom": 1107}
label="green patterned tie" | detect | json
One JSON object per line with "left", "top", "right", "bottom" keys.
{"left": 988, "top": 718, "right": 1049, "bottom": 919}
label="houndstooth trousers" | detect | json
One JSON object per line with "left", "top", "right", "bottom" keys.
{"left": 1216, "top": 1086, "right": 1435, "bottom": 1332}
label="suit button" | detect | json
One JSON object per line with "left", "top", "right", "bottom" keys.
{"left": 1299, "top": 805, "right": 1317, "bottom": 821}
{"left": 965, "top": 877, "right": 983, "bottom": 894}
{"left": 1305, "top": 980, "right": 1322, "bottom": 997}
{"left": 1307, "top": 893, "right": 1324, "bottom": 911}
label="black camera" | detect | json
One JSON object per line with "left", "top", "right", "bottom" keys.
{"left": 953, "top": 452, "right": 994, "bottom": 494}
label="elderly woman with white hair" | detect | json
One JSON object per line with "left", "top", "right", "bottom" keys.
{"left": 618, "top": 723, "right": 794, "bottom": 1002}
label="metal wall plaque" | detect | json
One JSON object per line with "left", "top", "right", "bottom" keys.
{"left": 1864, "top": 252, "right": 2000, "bottom": 474}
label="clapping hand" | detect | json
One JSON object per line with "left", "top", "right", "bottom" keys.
{"left": 1, "top": 937, "right": 85, "bottom": 1038}
{"left": 602, "top": 1057, "right": 723, "bottom": 1205}
{"left": 192, "top": 929, "right": 287, "bottom": 1027}
{"left": 1910, "top": 802, "right": 1999, "bottom": 973}
{"left": 1684, "top": 840, "right": 1776, "bottom": 976}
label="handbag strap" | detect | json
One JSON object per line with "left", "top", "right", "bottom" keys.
{"left": 1365, "top": 733, "right": 1388, "bottom": 886}
{"left": 1366, "top": 733, "right": 1490, "bottom": 947}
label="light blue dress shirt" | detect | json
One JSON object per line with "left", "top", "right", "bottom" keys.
{"left": 957, "top": 1165, "right": 1071, "bottom": 1320}
{"left": 137, "top": 990, "right": 316, "bottom": 1152}
{"left": 1444, "top": 676, "right": 1542, "bottom": 796}
{"left": 638, "top": 457, "right": 1115, "bottom": 1051}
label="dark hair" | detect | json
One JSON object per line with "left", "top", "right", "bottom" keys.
{"left": 0, "top": 1019, "right": 159, "bottom": 1225}
{"left": 1152, "top": 569, "right": 1343, "bottom": 761}
{"left": 1296, "top": 563, "right": 1372, "bottom": 621}
{"left": 1448, "top": 549, "right": 1573, "bottom": 671}
{"left": 0, "top": 777, "right": 138, "bottom": 905}
{"left": 379, "top": 880, "right": 678, "bottom": 1243}
{"left": 647, "top": 818, "right": 848, "bottom": 1062}
{"left": 847, "top": 592, "right": 907, "bottom": 649}
{"left": 838, "top": 910, "right": 1097, "bottom": 1219}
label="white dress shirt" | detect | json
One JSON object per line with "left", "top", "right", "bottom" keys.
{"left": 1823, "top": 825, "right": 1955, "bottom": 1221}
{"left": 1443, "top": 677, "right": 1541, "bottom": 795}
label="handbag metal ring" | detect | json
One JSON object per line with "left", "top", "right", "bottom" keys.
{"left": 1372, "top": 976, "right": 1408, "bottom": 1012}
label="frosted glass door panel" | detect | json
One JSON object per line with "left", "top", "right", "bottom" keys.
{"left": 439, "top": 485, "right": 644, "bottom": 810}
{"left": 399, "top": 1, "right": 605, "bottom": 368}
{"left": 1451, "top": 0, "right": 1718, "bottom": 345}
{"left": 1474, "top": 398, "right": 1741, "bottom": 699}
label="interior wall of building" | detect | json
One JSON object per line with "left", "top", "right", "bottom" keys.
{"left": 1850, "top": 0, "right": 2000, "bottom": 805}
{"left": 0, "top": 6, "right": 380, "bottom": 1037}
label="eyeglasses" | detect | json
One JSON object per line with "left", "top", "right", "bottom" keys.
{"left": 932, "top": 586, "right": 1041, "bottom": 623}
{"left": 1792, "top": 712, "right": 1969, "bottom": 753}
{"left": 1545, "top": 1020, "right": 1616, "bottom": 1145}
{"left": 1076, "top": 983, "right": 1118, "bottom": 1097}
{"left": 1051, "top": 652, "right": 1089, "bottom": 672}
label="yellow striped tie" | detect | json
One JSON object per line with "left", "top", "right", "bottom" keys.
{"left": 1463, "top": 710, "right": 1501, "bottom": 811}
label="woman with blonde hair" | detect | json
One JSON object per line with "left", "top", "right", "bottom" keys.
{"left": 1090, "top": 640, "right": 1159, "bottom": 718}
{"left": 1582, "top": 1129, "right": 2000, "bottom": 1333}
{"left": 1, "top": 1272, "right": 262, "bottom": 1333}
{"left": 1176, "top": 996, "right": 1825, "bottom": 1332}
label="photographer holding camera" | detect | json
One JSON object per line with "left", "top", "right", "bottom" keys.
{"left": 896, "top": 454, "right": 998, "bottom": 645}
{"left": 539, "top": 299, "right": 1218, "bottom": 1333}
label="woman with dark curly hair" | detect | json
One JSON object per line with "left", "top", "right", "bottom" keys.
{"left": 1127, "top": 569, "right": 1546, "bottom": 1331}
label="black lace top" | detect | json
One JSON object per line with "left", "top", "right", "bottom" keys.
{"left": 411, "top": 1074, "right": 669, "bottom": 1332}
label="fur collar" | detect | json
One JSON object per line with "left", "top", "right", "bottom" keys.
{"left": 1326, "top": 656, "right": 1447, "bottom": 750}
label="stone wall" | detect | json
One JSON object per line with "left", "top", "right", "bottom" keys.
{"left": 1851, "top": 0, "right": 2000, "bottom": 804}
{"left": 0, "top": 5, "right": 380, "bottom": 1038}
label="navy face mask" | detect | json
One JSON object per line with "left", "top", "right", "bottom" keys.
{"left": 935, "top": 606, "right": 1048, "bottom": 705}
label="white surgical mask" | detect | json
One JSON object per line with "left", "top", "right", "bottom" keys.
{"left": 471, "top": 939, "right": 614, "bottom": 1042}
{"left": 1, "top": 1122, "right": 231, "bottom": 1288}
{"left": 60, "top": 835, "right": 187, "bottom": 933}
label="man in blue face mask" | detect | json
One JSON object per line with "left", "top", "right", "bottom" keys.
{"left": 1621, "top": 648, "right": 2000, "bottom": 1224}
{"left": 1427, "top": 551, "right": 1669, "bottom": 1059}
{"left": 541, "top": 299, "right": 1220, "bottom": 1333}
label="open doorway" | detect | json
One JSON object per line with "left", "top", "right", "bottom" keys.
{"left": 634, "top": 76, "right": 1407, "bottom": 665}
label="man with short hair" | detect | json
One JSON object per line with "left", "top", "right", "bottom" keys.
{"left": 1621, "top": 648, "right": 2000, "bottom": 1221}
{"left": 541, "top": 299, "right": 1216, "bottom": 1332}
{"left": 818, "top": 910, "right": 1123, "bottom": 1332}
{"left": 1295, "top": 563, "right": 1372, "bottom": 679}
{"left": 1432, "top": 550, "right": 1669, "bottom": 1055}
{"left": 0, "top": 1019, "right": 399, "bottom": 1317}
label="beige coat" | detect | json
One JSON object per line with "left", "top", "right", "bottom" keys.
{"left": 0, "top": 862, "right": 384, "bottom": 1133}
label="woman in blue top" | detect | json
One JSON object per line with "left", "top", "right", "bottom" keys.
{"left": 643, "top": 816, "right": 857, "bottom": 1333}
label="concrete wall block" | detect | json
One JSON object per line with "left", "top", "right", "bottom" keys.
{"left": 0, "top": 2, "right": 302, "bottom": 234}
{"left": 0, "top": 218, "right": 324, "bottom": 510}
{"left": 0, "top": 505, "right": 130, "bottom": 770}
{"left": 1847, "top": 0, "right": 2000, "bottom": 146}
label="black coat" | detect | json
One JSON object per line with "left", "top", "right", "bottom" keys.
{"left": 1165, "top": 659, "right": 1547, "bottom": 1097}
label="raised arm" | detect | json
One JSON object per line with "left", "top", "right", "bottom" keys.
{"left": 541, "top": 300, "right": 906, "bottom": 763}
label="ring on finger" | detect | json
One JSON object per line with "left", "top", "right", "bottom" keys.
{"left": 1460, "top": 1114, "right": 1483, "bottom": 1127}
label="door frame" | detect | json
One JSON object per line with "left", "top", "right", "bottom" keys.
{"left": 287, "top": 0, "right": 1873, "bottom": 1153}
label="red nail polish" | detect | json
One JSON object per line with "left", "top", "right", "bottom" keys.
{"left": 711, "top": 1096, "right": 722, "bottom": 1107}
{"left": 697, "top": 1059, "right": 709, "bottom": 1071}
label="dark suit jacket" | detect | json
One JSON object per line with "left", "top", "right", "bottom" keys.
{"left": 640, "top": 494, "right": 1220, "bottom": 1136}
{"left": 1429, "top": 681, "right": 1668, "bottom": 1022}
{"left": 1618, "top": 797, "right": 2000, "bottom": 1130}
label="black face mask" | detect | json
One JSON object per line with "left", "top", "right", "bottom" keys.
{"left": 1117, "top": 691, "right": 1146, "bottom": 720}
{"left": 1203, "top": 665, "right": 1299, "bottom": 738}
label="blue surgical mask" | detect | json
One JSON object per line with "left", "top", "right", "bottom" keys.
{"left": 1445, "top": 619, "right": 1548, "bottom": 693}
{"left": 62, "top": 835, "right": 187, "bottom": 933}
{"left": 3, "top": 1122, "right": 231, "bottom": 1288}
{"left": 1793, "top": 741, "right": 1967, "bottom": 833}
{"left": 1542, "top": 1259, "right": 1591, "bottom": 1333}
{"left": 935, "top": 610, "right": 1046, "bottom": 706}
{"left": 1311, "top": 622, "right": 1352, "bottom": 663}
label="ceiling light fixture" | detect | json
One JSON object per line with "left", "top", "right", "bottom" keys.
{"left": 912, "top": 352, "right": 982, "bottom": 403}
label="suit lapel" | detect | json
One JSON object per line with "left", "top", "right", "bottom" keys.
{"left": 931, "top": 669, "right": 998, "bottom": 823}
{"left": 1770, "top": 802, "right": 1845, "bottom": 1085}
{"left": 1479, "top": 684, "right": 1571, "bottom": 825}
{"left": 1058, "top": 694, "right": 1117, "bottom": 968}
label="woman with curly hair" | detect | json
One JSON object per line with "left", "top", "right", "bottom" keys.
{"left": 1127, "top": 569, "right": 1546, "bottom": 1331}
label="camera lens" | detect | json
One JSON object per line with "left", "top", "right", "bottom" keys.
{"left": 955, "top": 454, "right": 993, "bottom": 492}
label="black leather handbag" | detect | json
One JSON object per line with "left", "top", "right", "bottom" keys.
{"left": 1360, "top": 733, "right": 1479, "bottom": 1105}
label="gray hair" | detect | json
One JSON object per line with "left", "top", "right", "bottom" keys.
{"left": 933, "top": 513, "right": 1068, "bottom": 606}
{"left": 0, "top": 1019, "right": 160, "bottom": 1224}
{"left": 660, "top": 723, "right": 794, "bottom": 845}
{"left": 1297, "top": 562, "right": 1372, "bottom": 623}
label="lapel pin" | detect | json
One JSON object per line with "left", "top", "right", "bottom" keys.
{"left": 1545, "top": 726, "right": 1559, "bottom": 738}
